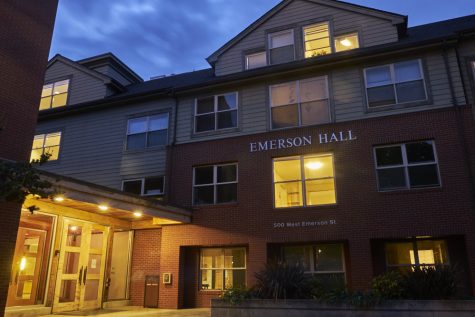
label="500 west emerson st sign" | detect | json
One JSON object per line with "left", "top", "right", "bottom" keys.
{"left": 249, "top": 130, "right": 357, "bottom": 152}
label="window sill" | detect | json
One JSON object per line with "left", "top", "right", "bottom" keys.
{"left": 198, "top": 290, "right": 224, "bottom": 294}
{"left": 192, "top": 202, "right": 239, "bottom": 210}
{"left": 192, "top": 127, "right": 240, "bottom": 139}
{"left": 273, "top": 204, "right": 338, "bottom": 211}
{"left": 365, "top": 100, "right": 431, "bottom": 113}
{"left": 270, "top": 121, "right": 332, "bottom": 132}
{"left": 378, "top": 186, "right": 442, "bottom": 195}
{"left": 123, "top": 145, "right": 168, "bottom": 154}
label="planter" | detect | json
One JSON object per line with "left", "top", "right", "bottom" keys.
{"left": 211, "top": 299, "right": 475, "bottom": 317}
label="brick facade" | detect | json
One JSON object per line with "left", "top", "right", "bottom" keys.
{"left": 0, "top": 0, "right": 58, "bottom": 314}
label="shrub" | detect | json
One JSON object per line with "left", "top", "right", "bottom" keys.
{"left": 221, "top": 287, "right": 253, "bottom": 305}
{"left": 308, "top": 274, "right": 346, "bottom": 300}
{"left": 372, "top": 271, "right": 405, "bottom": 300}
{"left": 403, "top": 266, "right": 457, "bottom": 300}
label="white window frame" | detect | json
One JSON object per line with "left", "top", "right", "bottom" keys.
{"left": 31, "top": 131, "right": 62, "bottom": 162}
{"left": 364, "top": 59, "right": 428, "bottom": 108}
{"left": 373, "top": 140, "right": 441, "bottom": 192}
{"left": 199, "top": 247, "right": 246, "bottom": 291}
{"left": 194, "top": 92, "right": 239, "bottom": 133}
{"left": 273, "top": 154, "right": 336, "bottom": 209}
{"left": 268, "top": 29, "right": 296, "bottom": 64}
{"left": 269, "top": 76, "right": 330, "bottom": 130}
{"left": 302, "top": 22, "right": 332, "bottom": 58}
{"left": 126, "top": 113, "right": 169, "bottom": 149}
{"left": 245, "top": 51, "right": 267, "bottom": 70}
{"left": 122, "top": 176, "right": 166, "bottom": 197}
{"left": 192, "top": 163, "right": 238, "bottom": 205}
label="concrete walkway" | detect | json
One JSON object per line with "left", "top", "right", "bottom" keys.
{"left": 39, "top": 306, "right": 210, "bottom": 317}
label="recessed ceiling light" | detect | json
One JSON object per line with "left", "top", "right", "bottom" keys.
{"left": 340, "top": 38, "right": 352, "bottom": 47}
{"left": 54, "top": 196, "right": 65, "bottom": 202}
{"left": 98, "top": 205, "right": 109, "bottom": 211}
{"left": 306, "top": 162, "right": 323, "bottom": 170}
{"left": 133, "top": 211, "right": 143, "bottom": 218}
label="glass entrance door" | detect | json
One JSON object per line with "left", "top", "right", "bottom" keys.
{"left": 53, "top": 219, "right": 109, "bottom": 313}
{"left": 7, "top": 228, "right": 46, "bottom": 306}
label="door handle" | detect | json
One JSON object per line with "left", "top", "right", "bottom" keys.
{"left": 78, "top": 266, "right": 83, "bottom": 286}
{"left": 83, "top": 267, "right": 88, "bottom": 285}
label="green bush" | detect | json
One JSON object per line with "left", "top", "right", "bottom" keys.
{"left": 403, "top": 266, "right": 457, "bottom": 300}
{"left": 308, "top": 274, "right": 346, "bottom": 299}
{"left": 372, "top": 271, "right": 405, "bottom": 299}
{"left": 221, "top": 287, "right": 253, "bottom": 305}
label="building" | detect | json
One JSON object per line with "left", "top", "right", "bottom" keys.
{"left": 8, "top": 0, "right": 475, "bottom": 314}
{"left": 0, "top": 0, "right": 59, "bottom": 316}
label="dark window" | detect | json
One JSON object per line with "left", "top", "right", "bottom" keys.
{"left": 195, "top": 93, "right": 238, "bottom": 132}
{"left": 193, "top": 164, "right": 238, "bottom": 205}
{"left": 126, "top": 114, "right": 168, "bottom": 150}
{"left": 269, "top": 30, "right": 295, "bottom": 65}
{"left": 123, "top": 177, "right": 165, "bottom": 198}
{"left": 374, "top": 141, "right": 440, "bottom": 191}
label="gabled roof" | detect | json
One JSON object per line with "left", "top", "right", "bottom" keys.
{"left": 206, "top": 0, "right": 407, "bottom": 65}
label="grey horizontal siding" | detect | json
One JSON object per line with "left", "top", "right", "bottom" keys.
{"left": 36, "top": 98, "right": 175, "bottom": 190}
{"left": 45, "top": 60, "right": 108, "bottom": 105}
{"left": 92, "top": 65, "right": 134, "bottom": 86}
{"left": 215, "top": 0, "right": 399, "bottom": 76}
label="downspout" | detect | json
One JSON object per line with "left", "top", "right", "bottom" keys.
{"left": 165, "top": 90, "right": 178, "bottom": 204}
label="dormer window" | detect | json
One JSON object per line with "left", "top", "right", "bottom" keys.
{"left": 269, "top": 30, "right": 295, "bottom": 65}
{"left": 303, "top": 22, "right": 331, "bottom": 58}
{"left": 39, "top": 79, "right": 69, "bottom": 110}
{"left": 246, "top": 52, "right": 267, "bottom": 70}
{"left": 335, "top": 33, "right": 359, "bottom": 52}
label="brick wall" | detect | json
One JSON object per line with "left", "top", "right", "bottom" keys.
{"left": 0, "top": 0, "right": 58, "bottom": 314}
{"left": 130, "top": 229, "right": 161, "bottom": 306}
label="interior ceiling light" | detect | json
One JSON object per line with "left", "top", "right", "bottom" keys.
{"left": 306, "top": 162, "right": 323, "bottom": 170}
{"left": 53, "top": 196, "right": 65, "bottom": 202}
{"left": 133, "top": 211, "right": 143, "bottom": 218}
{"left": 98, "top": 205, "right": 109, "bottom": 211}
{"left": 340, "top": 38, "right": 352, "bottom": 47}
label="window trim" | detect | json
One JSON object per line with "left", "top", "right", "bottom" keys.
{"left": 363, "top": 59, "right": 428, "bottom": 109}
{"left": 245, "top": 51, "right": 267, "bottom": 70}
{"left": 373, "top": 140, "right": 441, "bottom": 192}
{"left": 40, "top": 79, "right": 71, "bottom": 110}
{"left": 199, "top": 247, "right": 247, "bottom": 291}
{"left": 302, "top": 21, "right": 332, "bottom": 59}
{"left": 30, "top": 131, "right": 62, "bottom": 162}
{"left": 194, "top": 92, "right": 239, "bottom": 134}
{"left": 269, "top": 76, "right": 330, "bottom": 130}
{"left": 125, "top": 113, "right": 169, "bottom": 150}
{"left": 334, "top": 32, "right": 360, "bottom": 53}
{"left": 273, "top": 153, "right": 336, "bottom": 209}
{"left": 122, "top": 176, "right": 166, "bottom": 197}
{"left": 268, "top": 29, "right": 296, "bottom": 65}
{"left": 193, "top": 163, "right": 238, "bottom": 206}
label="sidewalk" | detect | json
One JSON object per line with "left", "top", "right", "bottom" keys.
{"left": 39, "top": 307, "right": 211, "bottom": 317}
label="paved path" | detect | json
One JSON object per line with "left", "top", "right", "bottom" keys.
{"left": 39, "top": 307, "right": 211, "bottom": 317}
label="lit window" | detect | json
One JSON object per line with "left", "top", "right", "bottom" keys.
{"left": 270, "top": 76, "right": 330, "bottom": 129}
{"left": 30, "top": 132, "right": 61, "bottom": 162}
{"left": 195, "top": 93, "right": 238, "bottom": 133}
{"left": 303, "top": 22, "right": 331, "bottom": 58}
{"left": 269, "top": 30, "right": 295, "bottom": 64}
{"left": 283, "top": 244, "right": 345, "bottom": 286}
{"left": 365, "top": 59, "right": 427, "bottom": 108}
{"left": 126, "top": 113, "right": 168, "bottom": 150}
{"left": 122, "top": 177, "right": 165, "bottom": 198}
{"left": 39, "top": 80, "right": 69, "bottom": 110}
{"left": 273, "top": 154, "right": 336, "bottom": 208}
{"left": 193, "top": 164, "right": 237, "bottom": 205}
{"left": 200, "top": 248, "right": 246, "bottom": 290}
{"left": 386, "top": 240, "right": 449, "bottom": 273}
{"left": 334, "top": 33, "right": 359, "bottom": 52}
{"left": 374, "top": 140, "right": 440, "bottom": 191}
{"left": 246, "top": 51, "right": 267, "bottom": 70}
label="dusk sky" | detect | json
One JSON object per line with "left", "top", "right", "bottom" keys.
{"left": 50, "top": 0, "right": 475, "bottom": 80}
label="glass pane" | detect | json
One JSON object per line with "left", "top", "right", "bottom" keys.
{"left": 195, "top": 114, "right": 215, "bottom": 132}
{"left": 41, "top": 84, "right": 53, "bottom": 97}
{"left": 63, "top": 252, "right": 80, "bottom": 274}
{"left": 304, "top": 155, "right": 334, "bottom": 179}
{"left": 274, "top": 159, "right": 301, "bottom": 181}
{"left": 126, "top": 133, "right": 146, "bottom": 150}
{"left": 84, "top": 280, "right": 99, "bottom": 301}
{"left": 39, "top": 97, "right": 52, "bottom": 110}
{"left": 147, "top": 130, "right": 167, "bottom": 146}
{"left": 416, "top": 240, "right": 448, "bottom": 265}
{"left": 217, "top": 110, "right": 237, "bottom": 129}
{"left": 274, "top": 181, "right": 303, "bottom": 208}
{"left": 406, "top": 141, "right": 435, "bottom": 163}
{"left": 247, "top": 52, "right": 267, "bottom": 69}
{"left": 304, "top": 23, "right": 329, "bottom": 41}
{"left": 30, "top": 148, "right": 43, "bottom": 162}
{"left": 272, "top": 104, "right": 299, "bottom": 129}
{"left": 386, "top": 242, "right": 414, "bottom": 266}
{"left": 44, "top": 132, "right": 61, "bottom": 147}
{"left": 123, "top": 180, "right": 142, "bottom": 195}
{"left": 377, "top": 168, "right": 407, "bottom": 190}
{"left": 300, "top": 100, "right": 330, "bottom": 126}
{"left": 270, "top": 45, "right": 295, "bottom": 64}
{"left": 367, "top": 85, "right": 396, "bottom": 107}
{"left": 216, "top": 183, "right": 237, "bottom": 203}
{"left": 128, "top": 117, "right": 148, "bottom": 134}
{"left": 396, "top": 80, "right": 426, "bottom": 103}
{"left": 217, "top": 165, "right": 236, "bottom": 183}
{"left": 224, "top": 249, "right": 245, "bottom": 268}
{"left": 32, "top": 134, "right": 45, "bottom": 149}
{"left": 300, "top": 77, "right": 327, "bottom": 102}
{"left": 59, "top": 280, "right": 77, "bottom": 303}
{"left": 315, "top": 244, "right": 344, "bottom": 272}
{"left": 52, "top": 93, "right": 67, "bottom": 108}
{"left": 53, "top": 80, "right": 70, "bottom": 94}
{"left": 305, "top": 47, "right": 331, "bottom": 58}
{"left": 217, "top": 93, "right": 237, "bottom": 111}
{"left": 149, "top": 114, "right": 168, "bottom": 131}
{"left": 23, "top": 237, "right": 39, "bottom": 254}
{"left": 224, "top": 269, "right": 245, "bottom": 289}
{"left": 200, "top": 269, "right": 223, "bottom": 290}
{"left": 90, "top": 229, "right": 103, "bottom": 249}
{"left": 144, "top": 177, "right": 164, "bottom": 195}
{"left": 305, "top": 38, "right": 331, "bottom": 52}
{"left": 395, "top": 60, "right": 422, "bottom": 82}
{"left": 270, "top": 31, "right": 293, "bottom": 48}
{"left": 194, "top": 166, "right": 214, "bottom": 185}
{"left": 44, "top": 146, "right": 60, "bottom": 160}
{"left": 408, "top": 164, "right": 439, "bottom": 188}
{"left": 283, "top": 245, "right": 313, "bottom": 271}
{"left": 366, "top": 66, "right": 392, "bottom": 87}
{"left": 375, "top": 146, "right": 403, "bottom": 166}
{"left": 335, "top": 33, "right": 359, "bottom": 52}
{"left": 88, "top": 254, "right": 102, "bottom": 275}
{"left": 194, "top": 186, "right": 214, "bottom": 205}
{"left": 19, "top": 256, "right": 36, "bottom": 276}
{"left": 196, "top": 97, "right": 215, "bottom": 114}
{"left": 16, "top": 280, "right": 33, "bottom": 299}
{"left": 306, "top": 179, "right": 336, "bottom": 206}
{"left": 271, "top": 82, "right": 297, "bottom": 107}
{"left": 66, "top": 225, "right": 82, "bottom": 247}
{"left": 201, "top": 249, "right": 224, "bottom": 269}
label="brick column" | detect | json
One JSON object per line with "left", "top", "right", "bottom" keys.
{"left": 347, "top": 238, "right": 373, "bottom": 291}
